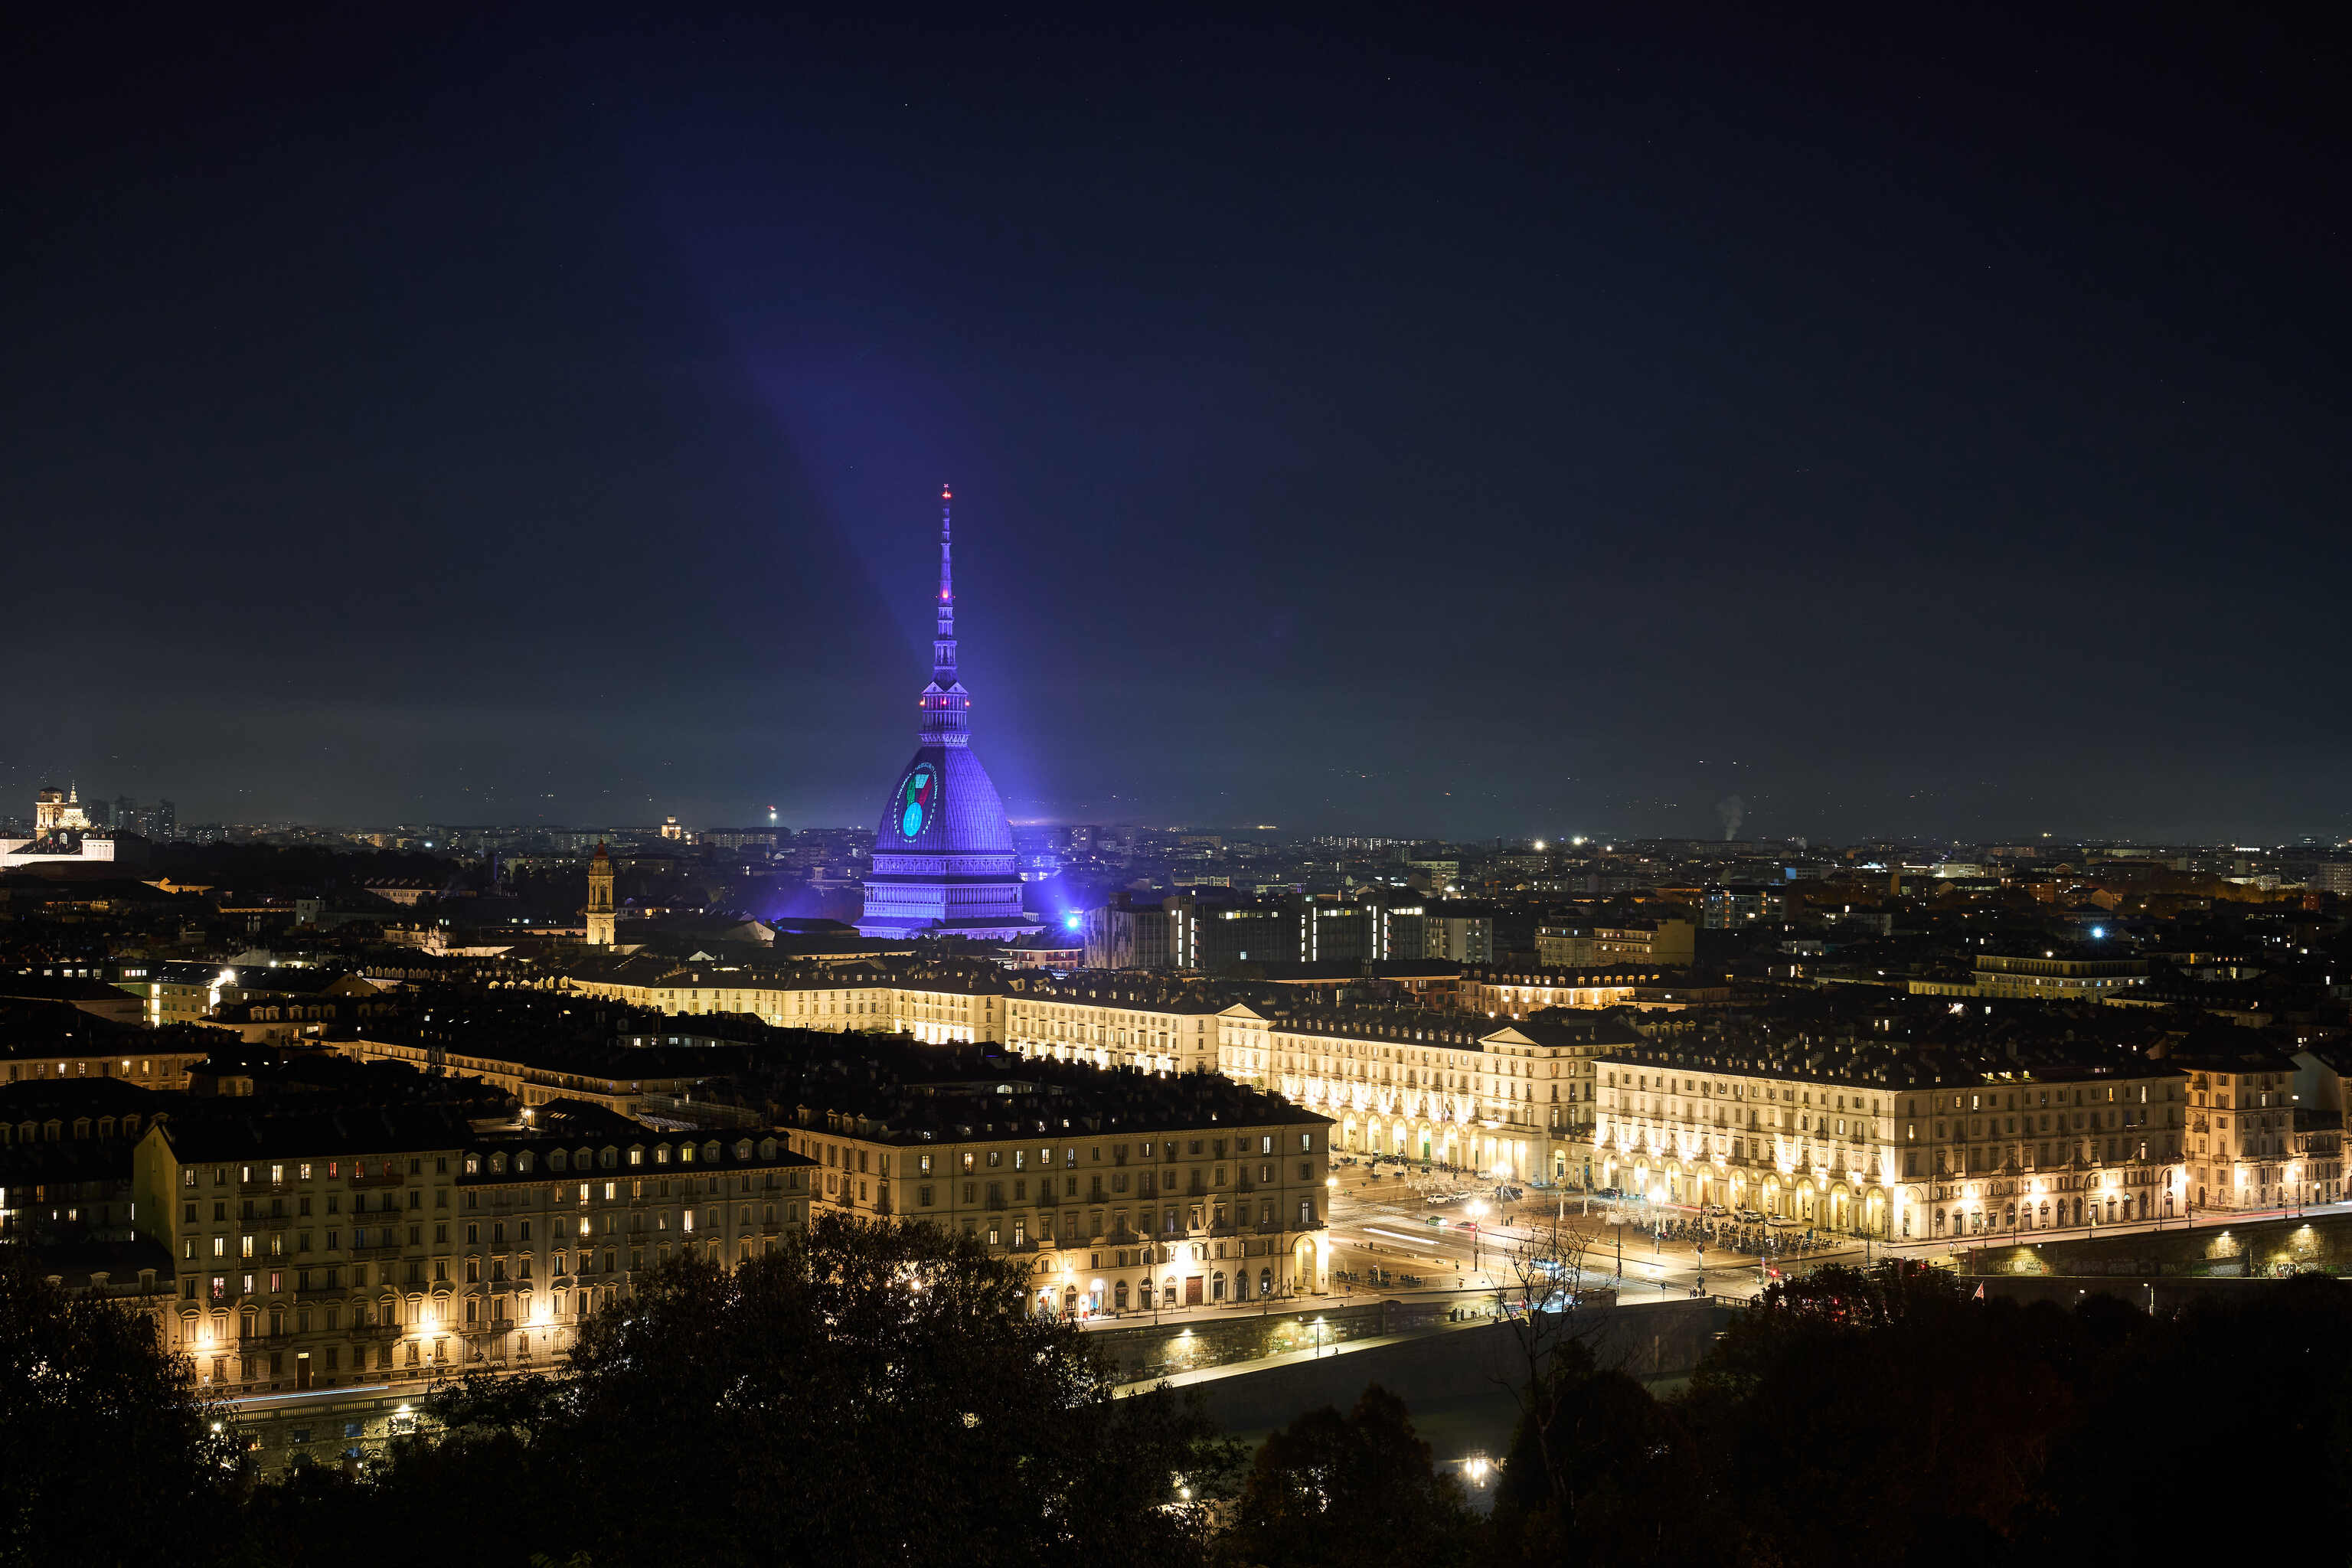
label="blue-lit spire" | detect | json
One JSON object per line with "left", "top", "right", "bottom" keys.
{"left": 861, "top": 482, "right": 1035, "bottom": 940}
{"left": 934, "top": 483, "right": 956, "bottom": 684}
{"left": 920, "top": 483, "right": 970, "bottom": 743}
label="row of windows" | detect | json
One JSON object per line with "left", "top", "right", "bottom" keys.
{"left": 943, "top": 1198, "right": 1319, "bottom": 1239}
{"left": 795, "top": 1131, "right": 1315, "bottom": 1181}
{"left": 4, "top": 1112, "right": 145, "bottom": 1145}
{"left": 181, "top": 1221, "right": 799, "bottom": 1303}
{"left": 178, "top": 1138, "right": 790, "bottom": 1189}
{"left": 1603, "top": 1072, "right": 2178, "bottom": 1121}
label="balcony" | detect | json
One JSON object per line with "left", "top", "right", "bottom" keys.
{"left": 350, "top": 1243, "right": 405, "bottom": 1260}
{"left": 349, "top": 1324, "right": 400, "bottom": 1341}
{"left": 349, "top": 1171, "right": 405, "bottom": 1190}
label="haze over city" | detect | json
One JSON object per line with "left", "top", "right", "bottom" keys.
{"left": 5, "top": 10, "right": 2344, "bottom": 844}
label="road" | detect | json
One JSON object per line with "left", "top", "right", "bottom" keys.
{"left": 1325, "top": 1162, "right": 2352, "bottom": 1300}
{"left": 1317, "top": 1160, "right": 1831, "bottom": 1305}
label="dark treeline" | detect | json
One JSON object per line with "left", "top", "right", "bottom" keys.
{"left": 7, "top": 1236, "right": 2348, "bottom": 1568}
{"left": 1484, "top": 1264, "right": 2352, "bottom": 1566}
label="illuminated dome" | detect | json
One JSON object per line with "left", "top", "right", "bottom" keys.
{"left": 857, "top": 487, "right": 1038, "bottom": 942}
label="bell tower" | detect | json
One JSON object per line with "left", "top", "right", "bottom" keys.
{"left": 585, "top": 841, "right": 616, "bottom": 946}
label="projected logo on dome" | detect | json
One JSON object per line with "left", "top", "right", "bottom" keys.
{"left": 898, "top": 763, "right": 939, "bottom": 837}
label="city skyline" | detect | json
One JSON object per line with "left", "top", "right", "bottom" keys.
{"left": 12, "top": 10, "right": 2352, "bottom": 1559}
{"left": 5, "top": 11, "right": 2345, "bottom": 842}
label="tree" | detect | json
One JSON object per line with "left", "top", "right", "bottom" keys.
{"left": 1481, "top": 1202, "right": 1635, "bottom": 1549}
{"left": 1679, "top": 1263, "right": 2088, "bottom": 1566}
{"left": 1488, "top": 1337, "right": 1715, "bottom": 1567}
{"left": 1218, "top": 1385, "right": 1473, "bottom": 1568}
{"left": 0, "top": 1256, "right": 241, "bottom": 1567}
{"left": 2038, "top": 1272, "right": 2352, "bottom": 1560}
{"left": 368, "top": 1212, "right": 1239, "bottom": 1567}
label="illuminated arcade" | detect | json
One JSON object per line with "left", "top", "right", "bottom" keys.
{"left": 857, "top": 487, "right": 1040, "bottom": 942}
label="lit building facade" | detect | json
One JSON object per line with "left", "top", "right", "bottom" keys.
{"left": 1081, "top": 895, "right": 1175, "bottom": 970}
{"left": 333, "top": 1036, "right": 724, "bottom": 1116}
{"left": 2, "top": 1045, "right": 211, "bottom": 1091}
{"left": 1592, "top": 1043, "right": 2187, "bottom": 1240}
{"left": 786, "top": 1089, "right": 1331, "bottom": 1315}
{"left": 1001, "top": 980, "right": 1222, "bottom": 1075}
{"left": 1702, "top": 884, "right": 1785, "bottom": 929}
{"left": 129, "top": 1102, "right": 811, "bottom": 1396}
{"left": 561, "top": 959, "right": 1005, "bottom": 1044}
{"left": 1459, "top": 965, "right": 1662, "bottom": 1018}
{"left": 1908, "top": 952, "right": 2150, "bottom": 1002}
{"left": 2171, "top": 1052, "right": 2309, "bottom": 1212}
{"left": 1214, "top": 1001, "right": 1639, "bottom": 1181}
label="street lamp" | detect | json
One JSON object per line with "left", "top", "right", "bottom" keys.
{"left": 1466, "top": 1198, "right": 1487, "bottom": 1278}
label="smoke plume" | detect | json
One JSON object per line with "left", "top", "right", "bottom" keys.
{"left": 1716, "top": 795, "right": 1745, "bottom": 841}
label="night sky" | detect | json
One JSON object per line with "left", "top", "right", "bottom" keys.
{"left": 5, "top": 10, "right": 2344, "bottom": 843}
